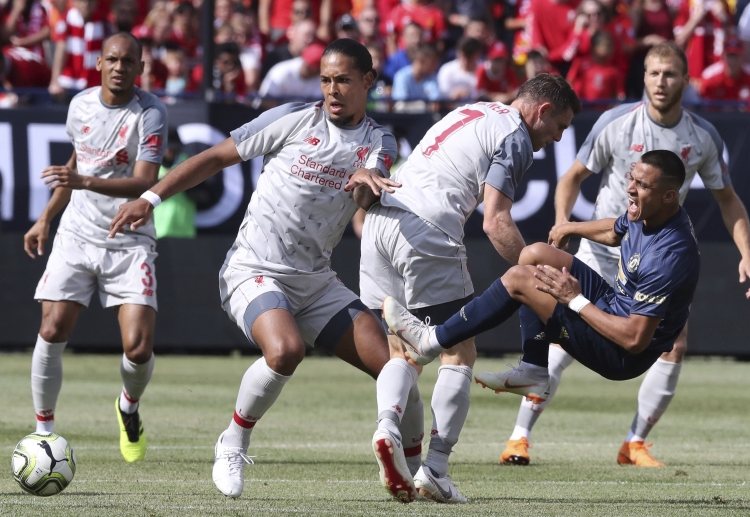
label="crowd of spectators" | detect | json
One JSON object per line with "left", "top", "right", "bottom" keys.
{"left": 1, "top": 0, "right": 749, "bottom": 110}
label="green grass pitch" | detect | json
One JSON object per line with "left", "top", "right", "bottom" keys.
{"left": 1, "top": 352, "right": 748, "bottom": 516}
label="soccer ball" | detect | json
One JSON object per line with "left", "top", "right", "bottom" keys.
{"left": 11, "top": 432, "right": 76, "bottom": 496}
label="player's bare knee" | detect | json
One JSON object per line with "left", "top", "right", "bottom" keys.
{"left": 38, "top": 319, "right": 73, "bottom": 343}
{"left": 519, "top": 242, "right": 553, "bottom": 266}
{"left": 502, "top": 266, "right": 533, "bottom": 295}
{"left": 263, "top": 340, "right": 306, "bottom": 374}
{"left": 123, "top": 338, "right": 153, "bottom": 364}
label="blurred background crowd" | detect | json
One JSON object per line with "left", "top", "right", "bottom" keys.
{"left": 1, "top": 0, "right": 749, "bottom": 110}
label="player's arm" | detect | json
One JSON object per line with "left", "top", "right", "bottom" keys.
{"left": 483, "top": 184, "right": 525, "bottom": 265}
{"left": 23, "top": 152, "right": 77, "bottom": 258}
{"left": 548, "top": 217, "right": 620, "bottom": 249}
{"left": 347, "top": 168, "right": 401, "bottom": 210}
{"left": 578, "top": 306, "right": 660, "bottom": 354}
{"left": 554, "top": 158, "right": 593, "bottom": 225}
{"left": 48, "top": 38, "right": 66, "bottom": 95}
{"left": 110, "top": 138, "right": 242, "bottom": 236}
{"left": 535, "top": 264, "right": 661, "bottom": 353}
{"left": 43, "top": 158, "right": 160, "bottom": 198}
{"left": 711, "top": 186, "right": 750, "bottom": 299}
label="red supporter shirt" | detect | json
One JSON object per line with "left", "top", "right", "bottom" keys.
{"left": 700, "top": 62, "right": 750, "bottom": 106}
{"left": 55, "top": 7, "right": 110, "bottom": 90}
{"left": 269, "top": 0, "right": 317, "bottom": 31}
{"left": 674, "top": 0, "right": 730, "bottom": 79}
{"left": 1, "top": 1, "right": 49, "bottom": 59}
{"left": 529, "top": 0, "right": 580, "bottom": 64}
{"left": 387, "top": 2, "right": 446, "bottom": 47}
{"left": 3, "top": 46, "right": 51, "bottom": 87}
{"left": 476, "top": 62, "right": 520, "bottom": 95}
{"left": 567, "top": 57, "right": 625, "bottom": 100}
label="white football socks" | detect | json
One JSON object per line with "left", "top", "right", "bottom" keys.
{"left": 224, "top": 357, "right": 290, "bottom": 450}
{"left": 400, "top": 382, "right": 424, "bottom": 476}
{"left": 424, "top": 364, "right": 472, "bottom": 477}
{"left": 119, "top": 353, "right": 155, "bottom": 414}
{"left": 31, "top": 335, "right": 67, "bottom": 433}
{"left": 509, "top": 346, "right": 574, "bottom": 440}
{"left": 376, "top": 358, "right": 417, "bottom": 434}
{"left": 626, "top": 358, "right": 681, "bottom": 442}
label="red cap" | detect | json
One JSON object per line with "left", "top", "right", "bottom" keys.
{"left": 487, "top": 42, "right": 508, "bottom": 60}
{"left": 725, "top": 36, "right": 744, "bottom": 55}
{"left": 302, "top": 42, "right": 326, "bottom": 68}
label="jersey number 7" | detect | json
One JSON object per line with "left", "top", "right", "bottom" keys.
{"left": 422, "top": 108, "right": 485, "bottom": 157}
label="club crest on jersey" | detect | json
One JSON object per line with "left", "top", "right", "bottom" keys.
{"left": 630, "top": 143, "right": 644, "bottom": 152}
{"left": 81, "top": 125, "right": 91, "bottom": 135}
{"left": 117, "top": 124, "right": 129, "bottom": 146}
{"left": 254, "top": 275, "right": 265, "bottom": 286}
{"left": 626, "top": 253, "right": 640, "bottom": 273}
{"left": 680, "top": 146, "right": 691, "bottom": 161}
{"left": 304, "top": 135, "right": 320, "bottom": 146}
{"left": 353, "top": 146, "right": 369, "bottom": 168}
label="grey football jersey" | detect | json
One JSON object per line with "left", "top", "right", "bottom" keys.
{"left": 57, "top": 87, "right": 167, "bottom": 248}
{"left": 577, "top": 102, "right": 728, "bottom": 259}
{"left": 379, "top": 102, "right": 534, "bottom": 243}
{"left": 227, "top": 102, "right": 397, "bottom": 273}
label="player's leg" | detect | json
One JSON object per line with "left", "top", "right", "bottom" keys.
{"left": 385, "top": 220, "right": 476, "bottom": 503}
{"left": 333, "top": 303, "right": 418, "bottom": 503}
{"left": 32, "top": 300, "right": 82, "bottom": 433}
{"left": 99, "top": 244, "right": 158, "bottom": 462}
{"left": 501, "top": 344, "right": 574, "bottom": 465}
{"left": 415, "top": 338, "right": 473, "bottom": 503}
{"left": 115, "top": 303, "right": 156, "bottom": 463}
{"left": 386, "top": 243, "right": 571, "bottom": 362}
{"left": 31, "top": 233, "right": 96, "bottom": 434}
{"left": 213, "top": 273, "right": 303, "bottom": 498}
{"left": 358, "top": 205, "right": 424, "bottom": 488}
{"left": 618, "top": 326, "right": 686, "bottom": 467}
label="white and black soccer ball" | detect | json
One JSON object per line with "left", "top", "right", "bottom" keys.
{"left": 11, "top": 432, "right": 76, "bottom": 496}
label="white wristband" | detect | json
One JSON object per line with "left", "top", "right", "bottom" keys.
{"left": 140, "top": 190, "right": 162, "bottom": 208}
{"left": 568, "top": 294, "right": 591, "bottom": 314}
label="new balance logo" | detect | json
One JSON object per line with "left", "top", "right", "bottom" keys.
{"left": 304, "top": 135, "right": 320, "bottom": 145}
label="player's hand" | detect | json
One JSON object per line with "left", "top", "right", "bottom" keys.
{"left": 548, "top": 223, "right": 571, "bottom": 249}
{"left": 109, "top": 199, "right": 153, "bottom": 238}
{"left": 344, "top": 168, "right": 401, "bottom": 196}
{"left": 739, "top": 256, "right": 750, "bottom": 300}
{"left": 41, "top": 165, "right": 86, "bottom": 190}
{"left": 533, "top": 265, "right": 581, "bottom": 304}
{"left": 23, "top": 220, "right": 50, "bottom": 258}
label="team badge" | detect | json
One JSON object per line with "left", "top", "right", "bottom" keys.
{"left": 353, "top": 146, "right": 369, "bottom": 168}
{"left": 626, "top": 253, "right": 640, "bottom": 273}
